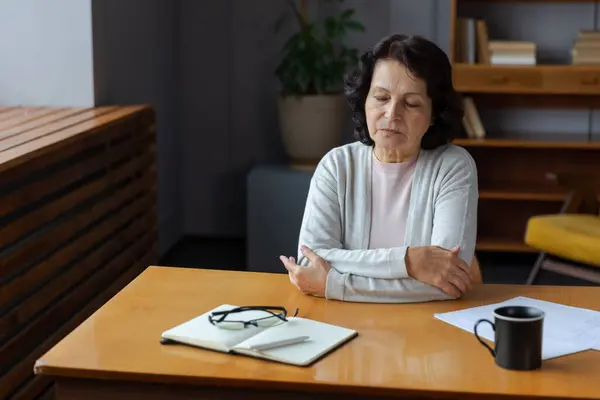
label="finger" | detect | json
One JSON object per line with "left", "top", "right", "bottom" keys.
{"left": 280, "top": 255, "right": 299, "bottom": 275}
{"left": 450, "top": 245, "right": 460, "bottom": 254}
{"left": 447, "top": 273, "right": 468, "bottom": 294}
{"left": 451, "top": 253, "right": 471, "bottom": 275}
{"left": 300, "top": 245, "right": 318, "bottom": 263}
{"left": 450, "top": 263, "right": 473, "bottom": 291}
{"left": 440, "top": 281, "right": 461, "bottom": 297}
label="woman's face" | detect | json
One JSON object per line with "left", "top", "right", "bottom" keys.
{"left": 365, "top": 59, "right": 433, "bottom": 159}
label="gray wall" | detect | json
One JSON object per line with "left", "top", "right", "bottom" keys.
{"left": 179, "top": 0, "right": 292, "bottom": 237}
{"left": 0, "top": 0, "right": 95, "bottom": 107}
{"left": 92, "top": 0, "right": 182, "bottom": 256}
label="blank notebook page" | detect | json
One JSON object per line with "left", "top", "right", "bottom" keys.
{"left": 234, "top": 317, "right": 357, "bottom": 366}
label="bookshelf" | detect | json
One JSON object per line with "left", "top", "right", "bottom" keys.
{"left": 450, "top": 0, "right": 600, "bottom": 253}
{"left": 454, "top": 64, "right": 600, "bottom": 95}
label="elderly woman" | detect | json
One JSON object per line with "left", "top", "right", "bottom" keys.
{"left": 280, "top": 34, "right": 479, "bottom": 303}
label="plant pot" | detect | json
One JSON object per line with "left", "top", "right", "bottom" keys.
{"left": 277, "top": 94, "right": 347, "bottom": 165}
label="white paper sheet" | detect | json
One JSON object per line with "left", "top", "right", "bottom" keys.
{"left": 434, "top": 296, "right": 600, "bottom": 360}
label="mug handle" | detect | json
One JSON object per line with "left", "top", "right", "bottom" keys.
{"left": 474, "top": 318, "right": 496, "bottom": 357}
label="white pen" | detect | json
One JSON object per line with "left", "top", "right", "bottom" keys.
{"left": 249, "top": 335, "right": 310, "bottom": 351}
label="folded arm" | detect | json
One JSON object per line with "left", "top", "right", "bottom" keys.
{"left": 325, "top": 158, "right": 478, "bottom": 302}
{"left": 325, "top": 268, "right": 452, "bottom": 303}
{"left": 296, "top": 150, "right": 478, "bottom": 303}
{"left": 297, "top": 167, "right": 409, "bottom": 279}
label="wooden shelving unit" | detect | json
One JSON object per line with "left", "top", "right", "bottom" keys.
{"left": 454, "top": 64, "right": 600, "bottom": 95}
{"left": 450, "top": 0, "right": 600, "bottom": 253}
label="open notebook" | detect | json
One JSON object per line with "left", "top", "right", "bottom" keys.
{"left": 161, "top": 304, "right": 358, "bottom": 366}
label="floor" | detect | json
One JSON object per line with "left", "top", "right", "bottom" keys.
{"left": 160, "top": 236, "right": 596, "bottom": 286}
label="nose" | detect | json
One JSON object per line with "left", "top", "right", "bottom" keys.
{"left": 384, "top": 100, "right": 402, "bottom": 121}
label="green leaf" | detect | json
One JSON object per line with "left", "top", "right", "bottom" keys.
{"left": 325, "top": 17, "right": 337, "bottom": 38}
{"left": 345, "top": 20, "right": 365, "bottom": 32}
{"left": 274, "top": 3, "right": 364, "bottom": 95}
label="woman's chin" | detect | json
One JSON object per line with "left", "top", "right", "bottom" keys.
{"left": 375, "top": 135, "right": 408, "bottom": 149}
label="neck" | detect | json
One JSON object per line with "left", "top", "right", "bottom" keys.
{"left": 374, "top": 147, "right": 419, "bottom": 163}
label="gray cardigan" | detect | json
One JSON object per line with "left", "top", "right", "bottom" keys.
{"left": 296, "top": 141, "right": 478, "bottom": 303}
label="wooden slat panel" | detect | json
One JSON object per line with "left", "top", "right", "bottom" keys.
{"left": 0, "top": 145, "right": 154, "bottom": 253}
{"left": 0, "top": 155, "right": 154, "bottom": 310}
{"left": 0, "top": 166, "right": 153, "bottom": 283}
{"left": 0, "top": 223, "right": 156, "bottom": 399}
{"left": 0, "top": 131, "right": 150, "bottom": 219}
{"left": 0, "top": 108, "right": 36, "bottom": 123}
{"left": 34, "top": 385, "right": 54, "bottom": 400}
{"left": 0, "top": 105, "right": 156, "bottom": 400}
{"left": 0, "top": 106, "right": 148, "bottom": 173}
{"left": 0, "top": 108, "right": 116, "bottom": 148}
{"left": 0, "top": 107, "right": 19, "bottom": 117}
{"left": 0, "top": 108, "right": 65, "bottom": 132}
{"left": 0, "top": 213, "right": 156, "bottom": 390}
{"left": 0, "top": 107, "right": 153, "bottom": 187}
{"left": 0, "top": 182, "right": 156, "bottom": 340}
{"left": 7, "top": 376, "right": 51, "bottom": 400}
{"left": 0, "top": 108, "right": 85, "bottom": 135}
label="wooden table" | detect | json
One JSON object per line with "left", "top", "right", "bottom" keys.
{"left": 0, "top": 106, "right": 157, "bottom": 400}
{"left": 35, "top": 267, "right": 600, "bottom": 400}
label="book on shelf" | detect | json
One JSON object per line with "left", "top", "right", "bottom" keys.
{"left": 572, "top": 30, "right": 600, "bottom": 65}
{"left": 475, "top": 20, "right": 490, "bottom": 65}
{"left": 489, "top": 40, "right": 537, "bottom": 65}
{"left": 455, "top": 18, "right": 536, "bottom": 65}
{"left": 461, "top": 97, "right": 486, "bottom": 139}
{"left": 455, "top": 18, "right": 484, "bottom": 64}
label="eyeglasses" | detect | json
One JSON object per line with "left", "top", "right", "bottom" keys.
{"left": 208, "top": 306, "right": 299, "bottom": 330}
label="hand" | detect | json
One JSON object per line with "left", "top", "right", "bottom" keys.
{"left": 280, "top": 245, "right": 331, "bottom": 298}
{"left": 405, "top": 245, "right": 473, "bottom": 297}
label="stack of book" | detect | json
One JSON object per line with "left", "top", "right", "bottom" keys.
{"left": 488, "top": 41, "right": 537, "bottom": 65}
{"left": 571, "top": 30, "right": 600, "bottom": 65}
{"left": 455, "top": 18, "right": 536, "bottom": 65}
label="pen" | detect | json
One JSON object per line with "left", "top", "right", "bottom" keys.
{"left": 249, "top": 335, "right": 310, "bottom": 351}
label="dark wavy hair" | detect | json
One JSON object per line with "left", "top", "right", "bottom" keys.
{"left": 344, "top": 34, "right": 463, "bottom": 150}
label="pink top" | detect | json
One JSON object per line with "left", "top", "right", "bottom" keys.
{"left": 369, "top": 153, "right": 417, "bottom": 249}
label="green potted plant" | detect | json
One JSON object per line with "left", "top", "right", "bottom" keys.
{"left": 275, "top": 0, "right": 365, "bottom": 165}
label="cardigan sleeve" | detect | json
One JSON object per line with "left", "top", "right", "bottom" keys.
{"left": 324, "top": 149, "right": 479, "bottom": 303}
{"left": 429, "top": 148, "right": 478, "bottom": 267}
{"left": 296, "top": 158, "right": 410, "bottom": 280}
{"left": 325, "top": 268, "right": 453, "bottom": 303}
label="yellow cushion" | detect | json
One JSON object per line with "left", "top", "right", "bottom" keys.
{"left": 525, "top": 214, "right": 600, "bottom": 266}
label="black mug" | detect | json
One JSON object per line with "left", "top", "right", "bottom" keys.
{"left": 474, "top": 305, "right": 545, "bottom": 371}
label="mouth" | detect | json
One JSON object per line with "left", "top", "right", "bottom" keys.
{"left": 378, "top": 128, "right": 402, "bottom": 135}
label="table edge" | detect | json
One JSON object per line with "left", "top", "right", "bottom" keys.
{"left": 36, "top": 361, "right": 600, "bottom": 400}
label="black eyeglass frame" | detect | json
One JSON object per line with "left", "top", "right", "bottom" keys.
{"left": 208, "top": 306, "right": 299, "bottom": 328}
